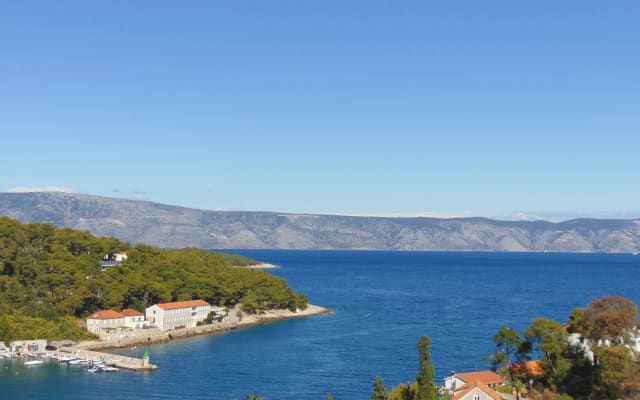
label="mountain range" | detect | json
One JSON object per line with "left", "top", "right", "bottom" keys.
{"left": 1, "top": 192, "right": 639, "bottom": 253}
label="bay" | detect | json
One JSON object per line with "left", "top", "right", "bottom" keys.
{"left": 1, "top": 251, "right": 639, "bottom": 399}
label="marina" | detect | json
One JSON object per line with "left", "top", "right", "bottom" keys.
{"left": 0, "top": 346, "right": 157, "bottom": 372}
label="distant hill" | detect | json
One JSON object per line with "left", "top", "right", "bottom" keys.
{"left": 1, "top": 192, "right": 639, "bottom": 253}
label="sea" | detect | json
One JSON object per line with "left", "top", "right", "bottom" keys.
{"left": 1, "top": 250, "right": 639, "bottom": 400}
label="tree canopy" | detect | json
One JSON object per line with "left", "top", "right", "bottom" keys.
{"left": 415, "top": 336, "right": 437, "bottom": 400}
{"left": 0, "top": 217, "right": 307, "bottom": 342}
{"left": 490, "top": 295, "right": 640, "bottom": 400}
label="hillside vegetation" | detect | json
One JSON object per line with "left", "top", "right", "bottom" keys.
{"left": 0, "top": 217, "right": 307, "bottom": 342}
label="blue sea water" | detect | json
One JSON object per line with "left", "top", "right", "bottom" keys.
{"left": 1, "top": 251, "right": 639, "bottom": 400}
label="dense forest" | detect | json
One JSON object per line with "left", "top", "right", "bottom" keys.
{"left": 0, "top": 217, "right": 307, "bottom": 342}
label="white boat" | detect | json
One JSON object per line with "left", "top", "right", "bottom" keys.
{"left": 25, "top": 360, "right": 44, "bottom": 366}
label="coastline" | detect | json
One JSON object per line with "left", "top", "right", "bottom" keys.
{"left": 77, "top": 304, "right": 332, "bottom": 351}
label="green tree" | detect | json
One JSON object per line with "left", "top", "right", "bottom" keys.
{"left": 415, "top": 336, "right": 437, "bottom": 400}
{"left": 524, "top": 318, "right": 570, "bottom": 386}
{"left": 371, "top": 375, "right": 389, "bottom": 400}
{"left": 594, "top": 345, "right": 640, "bottom": 399}
{"left": 489, "top": 326, "right": 525, "bottom": 383}
{"left": 389, "top": 383, "right": 416, "bottom": 400}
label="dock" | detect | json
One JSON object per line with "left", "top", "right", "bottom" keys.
{"left": 56, "top": 347, "right": 158, "bottom": 371}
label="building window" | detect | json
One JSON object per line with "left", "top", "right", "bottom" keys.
{"left": 473, "top": 393, "right": 480, "bottom": 400}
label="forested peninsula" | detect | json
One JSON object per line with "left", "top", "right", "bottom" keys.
{"left": 0, "top": 217, "right": 308, "bottom": 343}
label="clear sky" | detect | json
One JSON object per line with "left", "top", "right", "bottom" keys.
{"left": 1, "top": 1, "right": 639, "bottom": 220}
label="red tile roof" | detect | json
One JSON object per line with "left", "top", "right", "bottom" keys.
{"left": 455, "top": 371, "right": 504, "bottom": 385}
{"left": 452, "top": 379, "right": 503, "bottom": 400}
{"left": 155, "top": 299, "right": 210, "bottom": 310}
{"left": 88, "top": 310, "right": 124, "bottom": 320}
{"left": 121, "top": 308, "right": 144, "bottom": 317}
{"left": 511, "top": 360, "right": 543, "bottom": 377}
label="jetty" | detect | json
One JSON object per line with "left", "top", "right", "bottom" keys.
{"left": 56, "top": 346, "right": 157, "bottom": 371}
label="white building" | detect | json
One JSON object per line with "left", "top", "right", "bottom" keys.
{"left": 122, "top": 308, "right": 146, "bottom": 329}
{"left": 100, "top": 251, "right": 129, "bottom": 271}
{"left": 444, "top": 371, "right": 505, "bottom": 400}
{"left": 86, "top": 310, "right": 126, "bottom": 334}
{"left": 10, "top": 340, "right": 47, "bottom": 354}
{"left": 145, "top": 299, "right": 211, "bottom": 331}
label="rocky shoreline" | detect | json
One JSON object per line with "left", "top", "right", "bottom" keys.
{"left": 77, "top": 304, "right": 332, "bottom": 351}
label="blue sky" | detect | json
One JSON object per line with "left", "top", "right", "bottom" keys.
{"left": 1, "top": 1, "right": 639, "bottom": 220}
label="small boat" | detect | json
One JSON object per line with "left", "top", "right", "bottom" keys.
{"left": 25, "top": 360, "right": 44, "bottom": 366}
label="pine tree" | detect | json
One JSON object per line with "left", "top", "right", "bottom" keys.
{"left": 415, "top": 336, "right": 437, "bottom": 400}
{"left": 371, "top": 375, "right": 389, "bottom": 400}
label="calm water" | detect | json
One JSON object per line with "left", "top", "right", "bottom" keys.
{"left": 1, "top": 251, "right": 639, "bottom": 400}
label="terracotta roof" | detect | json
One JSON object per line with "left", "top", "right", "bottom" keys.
{"left": 452, "top": 379, "right": 502, "bottom": 400}
{"left": 155, "top": 299, "right": 210, "bottom": 310}
{"left": 121, "top": 308, "right": 144, "bottom": 317}
{"left": 455, "top": 371, "right": 504, "bottom": 385}
{"left": 87, "top": 310, "right": 124, "bottom": 320}
{"left": 511, "top": 360, "right": 543, "bottom": 377}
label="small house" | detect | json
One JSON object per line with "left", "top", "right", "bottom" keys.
{"left": 100, "top": 251, "right": 129, "bottom": 271}
{"left": 122, "top": 308, "right": 146, "bottom": 329}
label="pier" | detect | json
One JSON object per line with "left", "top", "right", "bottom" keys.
{"left": 56, "top": 347, "right": 158, "bottom": 371}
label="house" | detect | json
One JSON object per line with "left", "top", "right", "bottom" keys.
{"left": 451, "top": 379, "right": 504, "bottom": 400}
{"left": 86, "top": 310, "right": 126, "bottom": 334}
{"left": 444, "top": 370, "right": 505, "bottom": 400}
{"left": 145, "top": 299, "right": 211, "bottom": 331}
{"left": 100, "top": 251, "right": 129, "bottom": 271}
{"left": 122, "top": 308, "right": 146, "bottom": 329}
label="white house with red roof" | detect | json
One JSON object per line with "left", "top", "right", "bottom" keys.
{"left": 122, "top": 308, "right": 146, "bottom": 329}
{"left": 444, "top": 370, "right": 505, "bottom": 400}
{"left": 86, "top": 310, "right": 126, "bottom": 334}
{"left": 145, "top": 300, "right": 211, "bottom": 331}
